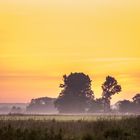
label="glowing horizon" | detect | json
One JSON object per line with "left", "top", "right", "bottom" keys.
{"left": 0, "top": 0, "right": 140, "bottom": 104}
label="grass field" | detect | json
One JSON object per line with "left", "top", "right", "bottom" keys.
{"left": 0, "top": 115, "right": 140, "bottom": 140}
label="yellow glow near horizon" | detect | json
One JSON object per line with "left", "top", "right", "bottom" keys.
{"left": 0, "top": 0, "right": 140, "bottom": 103}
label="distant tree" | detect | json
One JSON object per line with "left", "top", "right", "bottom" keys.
{"left": 102, "top": 76, "right": 121, "bottom": 112}
{"left": 10, "top": 106, "right": 22, "bottom": 114}
{"left": 55, "top": 72, "right": 94, "bottom": 113}
{"left": 132, "top": 94, "right": 140, "bottom": 104}
{"left": 132, "top": 94, "right": 140, "bottom": 113}
{"left": 117, "top": 100, "right": 134, "bottom": 113}
{"left": 26, "top": 97, "right": 57, "bottom": 114}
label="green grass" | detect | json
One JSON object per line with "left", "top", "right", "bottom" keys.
{"left": 0, "top": 115, "right": 140, "bottom": 140}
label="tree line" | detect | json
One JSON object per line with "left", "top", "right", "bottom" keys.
{"left": 54, "top": 72, "right": 140, "bottom": 114}
{"left": 116, "top": 94, "right": 140, "bottom": 113}
{"left": 55, "top": 72, "right": 122, "bottom": 113}
{"left": 25, "top": 72, "right": 140, "bottom": 114}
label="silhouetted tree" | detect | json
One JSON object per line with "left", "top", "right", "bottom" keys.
{"left": 132, "top": 94, "right": 140, "bottom": 104}
{"left": 102, "top": 76, "right": 121, "bottom": 112}
{"left": 132, "top": 93, "right": 140, "bottom": 113}
{"left": 26, "top": 97, "right": 57, "bottom": 114}
{"left": 55, "top": 72, "right": 94, "bottom": 113}
{"left": 117, "top": 100, "right": 134, "bottom": 113}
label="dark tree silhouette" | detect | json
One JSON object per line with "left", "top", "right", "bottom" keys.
{"left": 117, "top": 100, "right": 134, "bottom": 113}
{"left": 102, "top": 76, "right": 121, "bottom": 112}
{"left": 55, "top": 72, "right": 94, "bottom": 113}
{"left": 132, "top": 93, "right": 140, "bottom": 113}
{"left": 132, "top": 94, "right": 140, "bottom": 104}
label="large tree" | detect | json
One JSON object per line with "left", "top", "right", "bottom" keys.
{"left": 102, "top": 76, "right": 121, "bottom": 112}
{"left": 55, "top": 72, "right": 94, "bottom": 113}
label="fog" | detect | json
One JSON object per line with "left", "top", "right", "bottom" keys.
{"left": 0, "top": 96, "right": 140, "bottom": 115}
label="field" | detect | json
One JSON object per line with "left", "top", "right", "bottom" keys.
{"left": 0, "top": 115, "right": 140, "bottom": 140}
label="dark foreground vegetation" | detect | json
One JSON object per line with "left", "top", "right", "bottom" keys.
{"left": 0, "top": 115, "right": 140, "bottom": 140}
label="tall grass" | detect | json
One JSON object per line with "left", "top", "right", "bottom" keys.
{"left": 0, "top": 115, "right": 140, "bottom": 140}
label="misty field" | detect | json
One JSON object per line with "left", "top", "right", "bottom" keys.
{"left": 0, "top": 115, "right": 140, "bottom": 140}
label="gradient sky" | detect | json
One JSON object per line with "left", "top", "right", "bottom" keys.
{"left": 0, "top": 0, "right": 140, "bottom": 103}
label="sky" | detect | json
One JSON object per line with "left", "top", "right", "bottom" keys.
{"left": 0, "top": 0, "right": 140, "bottom": 103}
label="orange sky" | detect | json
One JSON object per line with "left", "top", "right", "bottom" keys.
{"left": 0, "top": 0, "right": 140, "bottom": 103}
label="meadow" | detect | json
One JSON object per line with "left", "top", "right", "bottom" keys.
{"left": 0, "top": 115, "right": 140, "bottom": 140}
